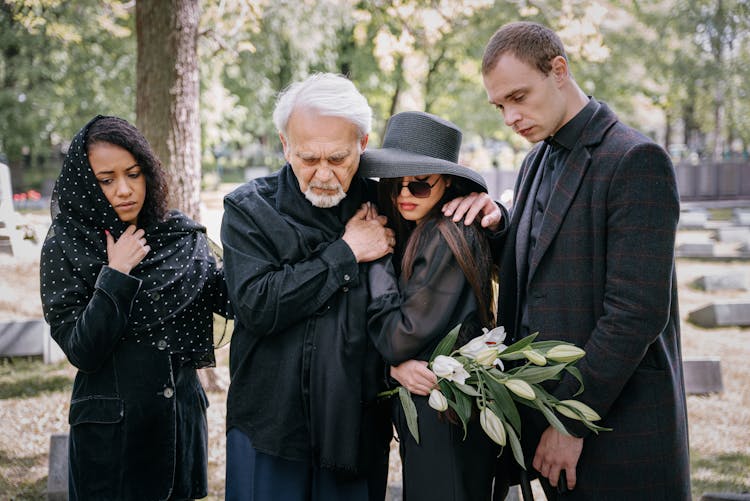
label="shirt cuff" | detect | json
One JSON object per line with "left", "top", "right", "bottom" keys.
{"left": 320, "top": 239, "right": 360, "bottom": 288}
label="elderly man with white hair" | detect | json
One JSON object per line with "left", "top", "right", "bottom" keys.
{"left": 221, "top": 73, "right": 502, "bottom": 501}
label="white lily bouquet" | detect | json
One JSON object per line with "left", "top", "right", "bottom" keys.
{"left": 391, "top": 324, "right": 609, "bottom": 469}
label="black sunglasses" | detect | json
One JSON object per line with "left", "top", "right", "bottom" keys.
{"left": 397, "top": 177, "right": 440, "bottom": 198}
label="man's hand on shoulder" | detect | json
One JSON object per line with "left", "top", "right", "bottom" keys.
{"left": 342, "top": 203, "right": 395, "bottom": 262}
{"left": 442, "top": 192, "right": 503, "bottom": 231}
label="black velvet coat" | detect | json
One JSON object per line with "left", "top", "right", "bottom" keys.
{"left": 40, "top": 116, "right": 230, "bottom": 500}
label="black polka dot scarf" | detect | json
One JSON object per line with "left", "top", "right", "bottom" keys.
{"left": 41, "top": 115, "right": 216, "bottom": 362}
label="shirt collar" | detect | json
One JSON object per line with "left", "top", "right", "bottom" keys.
{"left": 547, "top": 97, "right": 596, "bottom": 151}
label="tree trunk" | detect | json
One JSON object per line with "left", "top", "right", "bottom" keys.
{"left": 135, "top": 1, "right": 226, "bottom": 393}
{"left": 136, "top": 0, "right": 201, "bottom": 222}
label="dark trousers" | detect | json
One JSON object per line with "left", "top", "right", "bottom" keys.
{"left": 394, "top": 395, "right": 498, "bottom": 501}
{"left": 225, "top": 428, "right": 370, "bottom": 501}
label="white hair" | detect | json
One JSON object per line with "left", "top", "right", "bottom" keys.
{"left": 272, "top": 73, "right": 372, "bottom": 139}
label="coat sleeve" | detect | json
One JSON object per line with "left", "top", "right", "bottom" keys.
{"left": 554, "top": 141, "right": 680, "bottom": 436}
{"left": 221, "top": 193, "right": 359, "bottom": 336}
{"left": 49, "top": 265, "right": 141, "bottom": 373}
{"left": 366, "top": 229, "right": 473, "bottom": 365}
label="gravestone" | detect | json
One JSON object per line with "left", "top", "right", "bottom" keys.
{"left": 688, "top": 302, "right": 750, "bottom": 328}
{"left": 47, "top": 433, "right": 68, "bottom": 500}
{"left": 0, "top": 320, "right": 64, "bottom": 363}
{"left": 692, "top": 273, "right": 748, "bottom": 292}
{"left": 701, "top": 493, "right": 750, "bottom": 501}
{"left": 683, "top": 357, "right": 723, "bottom": 394}
{"left": 0, "top": 162, "right": 14, "bottom": 255}
{"left": 733, "top": 208, "right": 750, "bottom": 226}
{"left": 714, "top": 226, "right": 750, "bottom": 244}
{"left": 0, "top": 162, "right": 14, "bottom": 220}
{"left": 678, "top": 210, "right": 709, "bottom": 229}
{"left": 676, "top": 242, "right": 715, "bottom": 258}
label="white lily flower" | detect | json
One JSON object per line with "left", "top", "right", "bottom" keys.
{"left": 475, "top": 347, "right": 500, "bottom": 367}
{"left": 431, "top": 355, "right": 470, "bottom": 385}
{"left": 556, "top": 400, "right": 601, "bottom": 421}
{"left": 483, "top": 326, "right": 507, "bottom": 347}
{"left": 480, "top": 407, "right": 507, "bottom": 446}
{"left": 458, "top": 336, "right": 490, "bottom": 359}
{"left": 546, "top": 345, "right": 585, "bottom": 363}
{"left": 523, "top": 349, "right": 547, "bottom": 366}
{"left": 459, "top": 326, "right": 508, "bottom": 359}
{"left": 428, "top": 389, "right": 448, "bottom": 411}
{"left": 505, "top": 378, "right": 536, "bottom": 400}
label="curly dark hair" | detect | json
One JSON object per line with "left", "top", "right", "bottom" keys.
{"left": 85, "top": 116, "right": 169, "bottom": 227}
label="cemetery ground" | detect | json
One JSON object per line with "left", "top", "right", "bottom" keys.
{"left": 1, "top": 202, "right": 749, "bottom": 500}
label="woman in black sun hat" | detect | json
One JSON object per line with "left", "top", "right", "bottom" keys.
{"left": 362, "top": 111, "right": 500, "bottom": 500}
{"left": 40, "top": 115, "right": 231, "bottom": 500}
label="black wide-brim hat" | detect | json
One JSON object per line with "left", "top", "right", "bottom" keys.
{"left": 359, "top": 111, "right": 487, "bottom": 193}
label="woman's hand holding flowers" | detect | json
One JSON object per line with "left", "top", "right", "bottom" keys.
{"left": 390, "top": 360, "right": 437, "bottom": 396}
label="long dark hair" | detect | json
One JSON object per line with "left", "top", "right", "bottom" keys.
{"left": 377, "top": 175, "right": 497, "bottom": 328}
{"left": 85, "top": 116, "right": 169, "bottom": 227}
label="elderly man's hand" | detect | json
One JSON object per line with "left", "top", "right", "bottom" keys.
{"left": 342, "top": 203, "right": 395, "bottom": 262}
{"left": 442, "top": 192, "right": 503, "bottom": 231}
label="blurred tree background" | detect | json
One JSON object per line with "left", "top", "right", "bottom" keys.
{"left": 1, "top": 0, "right": 749, "bottom": 201}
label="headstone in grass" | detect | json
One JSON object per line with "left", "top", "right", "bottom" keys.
{"left": 701, "top": 492, "right": 750, "bottom": 500}
{"left": 47, "top": 433, "right": 68, "bottom": 501}
{"left": 683, "top": 357, "right": 723, "bottom": 395}
{"left": 714, "top": 226, "right": 750, "bottom": 244}
{"left": 688, "top": 302, "right": 750, "bottom": 328}
{"left": 732, "top": 208, "right": 750, "bottom": 226}
{"left": 692, "top": 274, "right": 748, "bottom": 292}
{"left": 676, "top": 242, "right": 716, "bottom": 258}
{"left": 0, "top": 320, "right": 64, "bottom": 363}
{"left": 678, "top": 210, "right": 709, "bottom": 229}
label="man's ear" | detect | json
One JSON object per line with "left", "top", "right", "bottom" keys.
{"left": 550, "top": 55, "right": 569, "bottom": 84}
{"left": 279, "top": 132, "right": 290, "bottom": 161}
{"left": 359, "top": 133, "right": 369, "bottom": 154}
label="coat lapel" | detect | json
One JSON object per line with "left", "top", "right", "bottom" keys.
{"left": 527, "top": 99, "right": 618, "bottom": 283}
{"left": 514, "top": 144, "right": 546, "bottom": 282}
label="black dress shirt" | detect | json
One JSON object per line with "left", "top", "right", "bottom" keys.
{"left": 521, "top": 98, "right": 597, "bottom": 335}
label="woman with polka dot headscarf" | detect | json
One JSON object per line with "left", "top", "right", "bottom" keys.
{"left": 40, "top": 115, "right": 231, "bottom": 501}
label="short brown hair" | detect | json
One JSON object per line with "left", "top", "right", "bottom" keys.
{"left": 482, "top": 21, "right": 567, "bottom": 76}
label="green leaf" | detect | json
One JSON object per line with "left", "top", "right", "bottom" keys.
{"left": 503, "top": 332, "right": 539, "bottom": 352}
{"left": 398, "top": 386, "right": 420, "bottom": 444}
{"left": 439, "top": 380, "right": 455, "bottom": 401}
{"left": 454, "top": 382, "right": 482, "bottom": 397}
{"left": 430, "top": 323, "right": 461, "bottom": 362}
{"left": 504, "top": 421, "right": 526, "bottom": 470}
{"left": 512, "top": 364, "right": 566, "bottom": 384}
{"left": 534, "top": 400, "right": 570, "bottom": 436}
{"left": 564, "top": 366, "right": 585, "bottom": 396}
{"left": 483, "top": 373, "right": 521, "bottom": 433}
{"left": 497, "top": 351, "right": 531, "bottom": 361}
{"left": 531, "top": 340, "right": 574, "bottom": 351}
{"left": 450, "top": 386, "right": 473, "bottom": 439}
